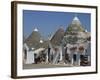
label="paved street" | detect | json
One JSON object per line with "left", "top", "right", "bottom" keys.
{"left": 23, "top": 63, "right": 73, "bottom": 69}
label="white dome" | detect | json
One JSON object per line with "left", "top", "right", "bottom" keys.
{"left": 31, "top": 47, "right": 34, "bottom": 50}
{"left": 40, "top": 40, "right": 43, "bottom": 43}
{"left": 34, "top": 28, "right": 38, "bottom": 32}
{"left": 73, "top": 16, "right": 79, "bottom": 21}
{"left": 85, "top": 29, "right": 88, "bottom": 32}
{"left": 72, "top": 16, "right": 81, "bottom": 25}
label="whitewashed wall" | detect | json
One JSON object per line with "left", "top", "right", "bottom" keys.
{"left": 26, "top": 51, "right": 35, "bottom": 64}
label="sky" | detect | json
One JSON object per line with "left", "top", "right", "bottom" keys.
{"left": 23, "top": 10, "right": 91, "bottom": 39}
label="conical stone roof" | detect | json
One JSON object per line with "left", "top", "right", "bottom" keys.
{"left": 24, "top": 28, "right": 49, "bottom": 50}
{"left": 24, "top": 28, "right": 42, "bottom": 49}
{"left": 64, "top": 16, "right": 90, "bottom": 44}
{"left": 50, "top": 27, "right": 65, "bottom": 46}
{"left": 65, "top": 16, "right": 85, "bottom": 34}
